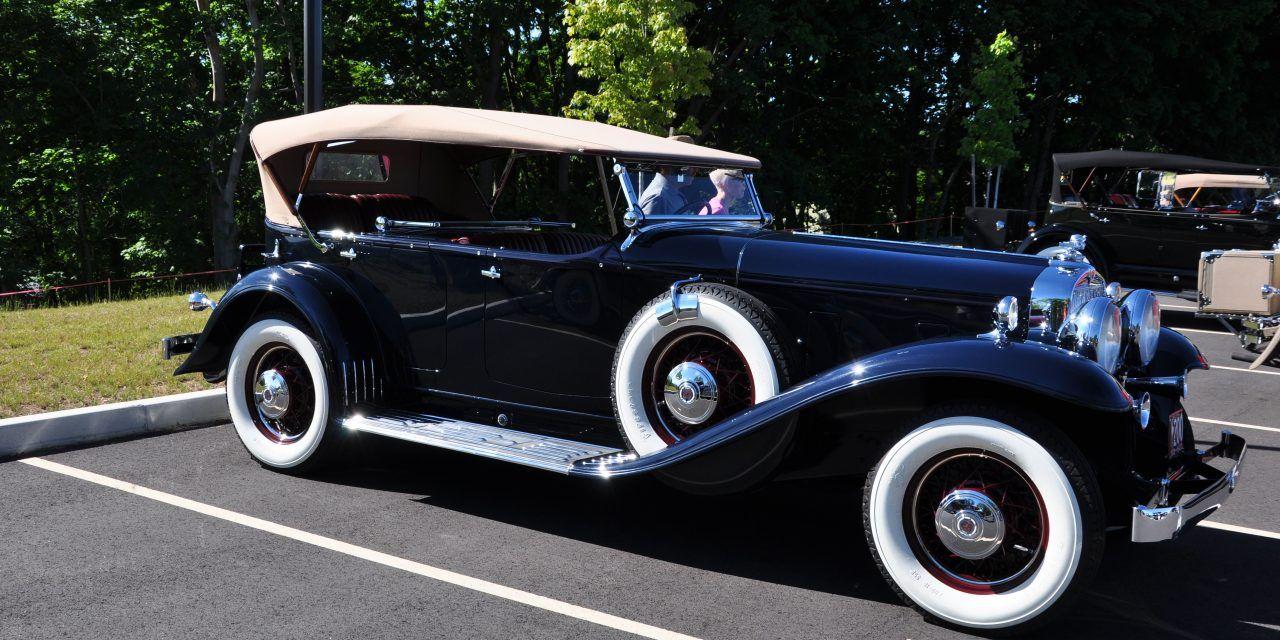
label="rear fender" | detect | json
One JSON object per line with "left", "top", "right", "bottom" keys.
{"left": 174, "top": 263, "right": 407, "bottom": 407}
{"left": 571, "top": 336, "right": 1132, "bottom": 477}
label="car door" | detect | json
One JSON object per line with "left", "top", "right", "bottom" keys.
{"left": 482, "top": 243, "right": 623, "bottom": 411}
{"left": 1088, "top": 205, "right": 1163, "bottom": 269}
{"left": 341, "top": 237, "right": 448, "bottom": 388}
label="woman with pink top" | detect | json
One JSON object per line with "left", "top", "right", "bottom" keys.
{"left": 700, "top": 168, "right": 746, "bottom": 215}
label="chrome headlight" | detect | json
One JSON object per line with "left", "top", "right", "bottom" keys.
{"left": 1029, "top": 263, "right": 1106, "bottom": 340}
{"left": 1119, "top": 289, "right": 1160, "bottom": 367}
{"left": 1064, "top": 297, "right": 1123, "bottom": 373}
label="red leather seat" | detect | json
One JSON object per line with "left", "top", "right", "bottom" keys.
{"left": 296, "top": 193, "right": 365, "bottom": 233}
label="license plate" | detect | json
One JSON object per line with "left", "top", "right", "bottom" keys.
{"left": 1169, "top": 409, "right": 1186, "bottom": 457}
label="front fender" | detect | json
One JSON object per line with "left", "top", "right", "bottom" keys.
{"left": 571, "top": 336, "right": 1132, "bottom": 476}
{"left": 174, "top": 264, "right": 401, "bottom": 401}
{"left": 1146, "top": 327, "right": 1209, "bottom": 377}
{"left": 1015, "top": 223, "right": 1094, "bottom": 254}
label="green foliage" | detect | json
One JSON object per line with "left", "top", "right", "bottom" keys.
{"left": 5, "top": 0, "right": 1280, "bottom": 288}
{"left": 960, "top": 30, "right": 1026, "bottom": 168}
{"left": 565, "top": 0, "right": 712, "bottom": 134}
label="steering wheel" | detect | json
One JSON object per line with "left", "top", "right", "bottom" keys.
{"left": 670, "top": 199, "right": 711, "bottom": 216}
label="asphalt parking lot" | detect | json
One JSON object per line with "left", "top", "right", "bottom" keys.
{"left": 3, "top": 298, "right": 1277, "bottom": 640}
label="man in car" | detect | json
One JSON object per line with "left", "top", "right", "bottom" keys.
{"left": 639, "top": 135, "right": 698, "bottom": 215}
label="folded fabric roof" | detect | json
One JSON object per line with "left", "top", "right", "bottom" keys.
{"left": 250, "top": 104, "right": 760, "bottom": 169}
{"left": 1053, "top": 150, "right": 1279, "bottom": 174}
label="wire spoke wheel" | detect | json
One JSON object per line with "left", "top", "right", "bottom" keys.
{"left": 904, "top": 448, "right": 1048, "bottom": 594}
{"left": 243, "top": 342, "right": 316, "bottom": 444}
{"left": 642, "top": 329, "right": 755, "bottom": 444}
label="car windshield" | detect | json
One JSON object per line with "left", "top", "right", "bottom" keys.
{"left": 624, "top": 162, "right": 762, "bottom": 218}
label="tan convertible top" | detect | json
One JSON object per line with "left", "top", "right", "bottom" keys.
{"left": 1173, "top": 173, "right": 1270, "bottom": 191}
{"left": 250, "top": 104, "right": 760, "bottom": 168}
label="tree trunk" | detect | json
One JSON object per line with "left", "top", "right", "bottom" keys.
{"left": 72, "top": 147, "right": 94, "bottom": 280}
{"left": 273, "top": 0, "right": 304, "bottom": 106}
{"left": 194, "top": 0, "right": 225, "bottom": 105}
{"left": 1023, "top": 92, "right": 1060, "bottom": 211}
{"left": 476, "top": 22, "right": 506, "bottom": 200}
{"left": 204, "top": 0, "right": 266, "bottom": 268}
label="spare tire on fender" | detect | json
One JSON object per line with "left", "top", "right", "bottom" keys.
{"left": 611, "top": 281, "right": 796, "bottom": 494}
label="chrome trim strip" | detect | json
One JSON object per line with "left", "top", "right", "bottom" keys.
{"left": 1131, "top": 430, "right": 1246, "bottom": 542}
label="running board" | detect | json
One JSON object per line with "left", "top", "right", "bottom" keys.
{"left": 342, "top": 410, "right": 627, "bottom": 474}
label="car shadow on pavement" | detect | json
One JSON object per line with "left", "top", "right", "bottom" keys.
{"left": 320, "top": 440, "right": 1279, "bottom": 639}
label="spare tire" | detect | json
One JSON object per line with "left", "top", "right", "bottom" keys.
{"left": 611, "top": 281, "right": 796, "bottom": 494}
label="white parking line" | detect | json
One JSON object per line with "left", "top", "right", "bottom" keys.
{"left": 1209, "top": 364, "right": 1280, "bottom": 377}
{"left": 1198, "top": 520, "right": 1280, "bottom": 540}
{"left": 18, "top": 457, "right": 700, "bottom": 640}
{"left": 1191, "top": 416, "right": 1280, "bottom": 434}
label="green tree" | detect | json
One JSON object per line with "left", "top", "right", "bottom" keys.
{"left": 564, "top": 0, "right": 711, "bottom": 134}
{"left": 959, "top": 30, "right": 1026, "bottom": 170}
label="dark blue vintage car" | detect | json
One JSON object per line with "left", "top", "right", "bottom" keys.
{"left": 166, "top": 105, "right": 1245, "bottom": 633}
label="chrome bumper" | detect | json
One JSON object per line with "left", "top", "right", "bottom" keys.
{"left": 1131, "top": 431, "right": 1247, "bottom": 543}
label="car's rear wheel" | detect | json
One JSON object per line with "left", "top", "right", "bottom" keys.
{"left": 612, "top": 282, "right": 794, "bottom": 494}
{"left": 863, "top": 404, "right": 1104, "bottom": 634}
{"left": 227, "top": 315, "right": 337, "bottom": 471}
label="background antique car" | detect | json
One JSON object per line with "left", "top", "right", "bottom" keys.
{"left": 165, "top": 105, "right": 1244, "bottom": 634}
{"left": 974, "top": 150, "right": 1280, "bottom": 292}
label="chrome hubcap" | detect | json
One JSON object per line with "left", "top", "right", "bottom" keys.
{"left": 662, "top": 361, "right": 718, "bottom": 425}
{"left": 254, "top": 369, "right": 291, "bottom": 420}
{"left": 934, "top": 489, "right": 1005, "bottom": 560}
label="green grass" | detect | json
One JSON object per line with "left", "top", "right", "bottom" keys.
{"left": 0, "top": 291, "right": 225, "bottom": 418}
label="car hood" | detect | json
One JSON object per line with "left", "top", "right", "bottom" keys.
{"left": 736, "top": 231, "right": 1049, "bottom": 301}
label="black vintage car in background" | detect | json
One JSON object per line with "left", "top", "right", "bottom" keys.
{"left": 165, "top": 106, "right": 1245, "bottom": 634}
{"left": 966, "top": 150, "right": 1280, "bottom": 291}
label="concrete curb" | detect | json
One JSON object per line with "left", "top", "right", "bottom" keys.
{"left": 0, "top": 389, "right": 229, "bottom": 459}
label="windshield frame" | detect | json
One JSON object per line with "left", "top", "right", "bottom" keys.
{"left": 612, "top": 160, "right": 768, "bottom": 227}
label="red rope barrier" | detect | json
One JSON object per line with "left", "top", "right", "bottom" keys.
{"left": 0, "top": 268, "right": 235, "bottom": 298}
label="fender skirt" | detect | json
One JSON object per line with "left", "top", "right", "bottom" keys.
{"left": 570, "top": 336, "right": 1132, "bottom": 477}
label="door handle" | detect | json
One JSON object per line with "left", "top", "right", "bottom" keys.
{"left": 1195, "top": 224, "right": 1209, "bottom": 231}
{"left": 481, "top": 266, "right": 501, "bottom": 279}
{"left": 339, "top": 248, "right": 357, "bottom": 259}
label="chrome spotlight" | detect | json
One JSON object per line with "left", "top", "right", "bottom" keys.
{"left": 188, "top": 291, "right": 216, "bottom": 312}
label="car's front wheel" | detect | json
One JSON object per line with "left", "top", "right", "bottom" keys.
{"left": 227, "top": 315, "right": 337, "bottom": 471}
{"left": 863, "top": 404, "right": 1104, "bottom": 633}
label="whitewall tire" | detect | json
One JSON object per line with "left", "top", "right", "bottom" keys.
{"left": 613, "top": 285, "right": 782, "bottom": 455}
{"left": 227, "top": 316, "right": 333, "bottom": 470}
{"left": 863, "top": 406, "right": 1103, "bottom": 632}
{"left": 611, "top": 283, "right": 795, "bottom": 494}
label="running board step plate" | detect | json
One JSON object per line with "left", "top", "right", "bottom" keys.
{"left": 343, "top": 410, "right": 625, "bottom": 474}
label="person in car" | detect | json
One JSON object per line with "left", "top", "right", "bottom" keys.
{"left": 639, "top": 135, "right": 697, "bottom": 215}
{"left": 639, "top": 167, "right": 686, "bottom": 215}
{"left": 701, "top": 168, "right": 746, "bottom": 215}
